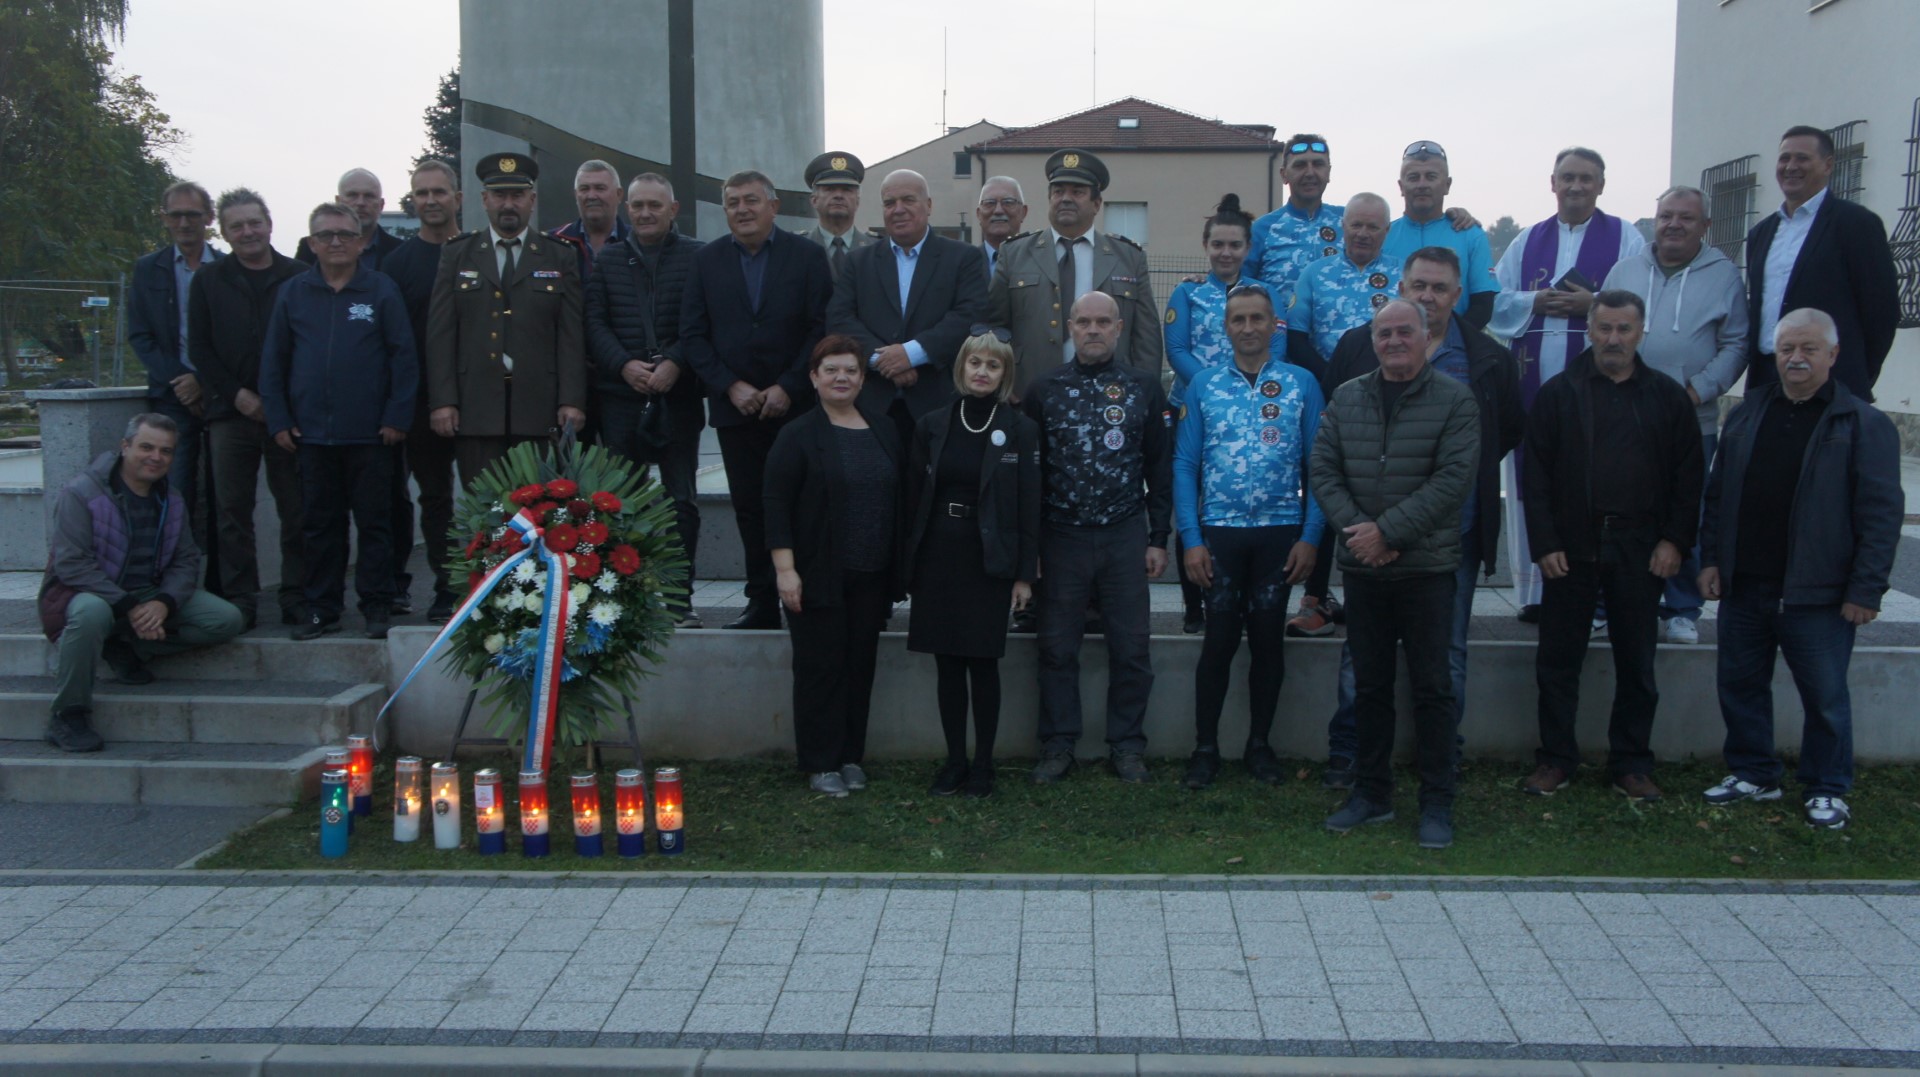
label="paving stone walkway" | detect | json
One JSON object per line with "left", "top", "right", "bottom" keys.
{"left": 0, "top": 874, "right": 1916, "bottom": 1068}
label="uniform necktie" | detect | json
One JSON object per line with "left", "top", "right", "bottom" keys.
{"left": 1057, "top": 237, "right": 1078, "bottom": 308}
{"left": 831, "top": 236, "right": 846, "bottom": 277}
{"left": 499, "top": 236, "right": 519, "bottom": 281}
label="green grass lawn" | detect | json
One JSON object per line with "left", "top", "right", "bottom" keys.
{"left": 200, "top": 756, "right": 1920, "bottom": 880}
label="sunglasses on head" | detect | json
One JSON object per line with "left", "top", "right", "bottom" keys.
{"left": 1287, "top": 141, "right": 1329, "bottom": 155}
{"left": 969, "top": 324, "right": 1013, "bottom": 343}
{"left": 1403, "top": 140, "right": 1447, "bottom": 160}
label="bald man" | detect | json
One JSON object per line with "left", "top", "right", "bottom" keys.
{"left": 296, "top": 168, "right": 404, "bottom": 271}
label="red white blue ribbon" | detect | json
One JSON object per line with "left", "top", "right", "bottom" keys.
{"left": 377, "top": 508, "right": 571, "bottom": 774}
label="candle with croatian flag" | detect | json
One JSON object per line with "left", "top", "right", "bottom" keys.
{"left": 325, "top": 748, "right": 353, "bottom": 833}
{"left": 614, "top": 769, "right": 646, "bottom": 858}
{"left": 472, "top": 768, "right": 504, "bottom": 854}
{"left": 430, "top": 762, "right": 461, "bottom": 850}
{"left": 570, "top": 772, "right": 603, "bottom": 858}
{"left": 393, "top": 756, "right": 423, "bottom": 842}
{"left": 653, "top": 767, "right": 684, "bottom": 855}
{"left": 519, "top": 769, "right": 550, "bottom": 858}
{"left": 346, "top": 734, "right": 374, "bottom": 817}
{"left": 320, "top": 768, "right": 349, "bottom": 858}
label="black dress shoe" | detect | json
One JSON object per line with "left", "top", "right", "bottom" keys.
{"left": 724, "top": 604, "right": 782, "bottom": 630}
{"left": 1182, "top": 612, "right": 1205, "bottom": 635}
{"left": 930, "top": 760, "right": 968, "bottom": 796}
{"left": 1010, "top": 609, "right": 1037, "bottom": 634}
{"left": 1517, "top": 604, "right": 1542, "bottom": 624}
{"left": 963, "top": 767, "right": 995, "bottom": 799}
{"left": 293, "top": 616, "right": 341, "bottom": 641}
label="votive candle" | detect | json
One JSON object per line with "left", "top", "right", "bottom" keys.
{"left": 519, "top": 769, "right": 550, "bottom": 858}
{"left": 614, "top": 769, "right": 646, "bottom": 858}
{"left": 653, "top": 766, "right": 684, "bottom": 855}
{"left": 570, "top": 772, "right": 603, "bottom": 858}
{"left": 325, "top": 748, "right": 353, "bottom": 833}
{"left": 346, "top": 734, "right": 374, "bottom": 817}
{"left": 430, "top": 761, "right": 461, "bottom": 850}
{"left": 473, "top": 768, "right": 504, "bottom": 854}
{"left": 319, "top": 768, "right": 349, "bottom": 858}
{"left": 393, "top": 756, "right": 423, "bottom": 842}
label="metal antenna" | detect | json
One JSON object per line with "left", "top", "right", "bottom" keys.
{"left": 1091, "top": 1, "right": 1098, "bottom": 103}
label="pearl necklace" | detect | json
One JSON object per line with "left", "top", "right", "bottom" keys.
{"left": 959, "top": 399, "right": 997, "bottom": 434}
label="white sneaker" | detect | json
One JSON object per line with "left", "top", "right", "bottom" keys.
{"left": 1591, "top": 617, "right": 1609, "bottom": 639}
{"left": 1804, "top": 795, "right": 1851, "bottom": 830}
{"left": 809, "top": 772, "right": 849, "bottom": 797}
{"left": 1702, "top": 774, "right": 1783, "bottom": 805}
{"left": 839, "top": 763, "right": 868, "bottom": 791}
{"left": 1663, "top": 618, "right": 1699, "bottom": 644}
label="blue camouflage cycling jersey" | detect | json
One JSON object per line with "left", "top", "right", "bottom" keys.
{"left": 1290, "top": 253, "right": 1402, "bottom": 361}
{"left": 1173, "top": 356, "right": 1327, "bottom": 549}
{"left": 1163, "top": 274, "right": 1285, "bottom": 408}
{"left": 1246, "top": 202, "right": 1345, "bottom": 308}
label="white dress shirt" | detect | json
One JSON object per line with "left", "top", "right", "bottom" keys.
{"left": 1051, "top": 228, "right": 1097, "bottom": 362}
{"left": 1758, "top": 187, "right": 1828, "bottom": 354}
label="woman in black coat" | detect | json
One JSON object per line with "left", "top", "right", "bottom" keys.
{"left": 764, "top": 335, "right": 904, "bottom": 798}
{"left": 903, "top": 328, "right": 1041, "bottom": 798}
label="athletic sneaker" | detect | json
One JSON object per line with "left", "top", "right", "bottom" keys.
{"left": 1662, "top": 617, "right": 1699, "bottom": 644}
{"left": 1417, "top": 808, "right": 1454, "bottom": 850}
{"left": 1702, "top": 774, "right": 1783, "bottom": 805}
{"left": 1324, "top": 796, "right": 1394, "bottom": 833}
{"left": 1285, "top": 596, "right": 1337, "bottom": 638}
{"left": 1804, "top": 796, "right": 1851, "bottom": 830}
{"left": 808, "top": 772, "right": 849, "bottom": 797}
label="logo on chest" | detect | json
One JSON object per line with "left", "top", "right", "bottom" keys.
{"left": 347, "top": 303, "right": 374, "bottom": 323}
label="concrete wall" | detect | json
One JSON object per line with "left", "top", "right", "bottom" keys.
{"left": 854, "top": 122, "right": 1006, "bottom": 240}
{"left": 1672, "top": 0, "right": 1920, "bottom": 425}
{"left": 970, "top": 149, "right": 1284, "bottom": 255}
{"left": 383, "top": 628, "right": 1920, "bottom": 766}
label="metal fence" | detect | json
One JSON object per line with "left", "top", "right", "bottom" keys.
{"left": 1145, "top": 256, "right": 1212, "bottom": 305}
{"left": 0, "top": 278, "right": 129, "bottom": 437}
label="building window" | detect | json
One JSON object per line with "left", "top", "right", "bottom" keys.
{"left": 1701, "top": 155, "right": 1760, "bottom": 269}
{"left": 1103, "top": 202, "right": 1148, "bottom": 247}
{"left": 1826, "top": 120, "right": 1867, "bottom": 202}
{"left": 1893, "top": 98, "right": 1920, "bottom": 328}
{"left": 952, "top": 151, "right": 971, "bottom": 178}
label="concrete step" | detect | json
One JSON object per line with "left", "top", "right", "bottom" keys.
{"left": 0, "top": 632, "right": 388, "bottom": 683}
{"left": 0, "top": 739, "right": 331, "bottom": 806}
{"left": 0, "top": 677, "right": 382, "bottom": 745}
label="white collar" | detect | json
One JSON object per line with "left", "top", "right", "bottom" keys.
{"left": 1780, "top": 187, "right": 1829, "bottom": 221}
{"left": 1050, "top": 228, "right": 1095, "bottom": 247}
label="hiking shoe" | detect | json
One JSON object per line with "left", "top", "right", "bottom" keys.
{"left": 1804, "top": 796, "right": 1850, "bottom": 830}
{"left": 1417, "top": 808, "right": 1454, "bottom": 850}
{"left": 292, "top": 616, "right": 340, "bottom": 641}
{"left": 1662, "top": 617, "right": 1699, "bottom": 644}
{"left": 963, "top": 766, "right": 995, "bottom": 799}
{"left": 1244, "top": 743, "right": 1286, "bottom": 786}
{"left": 839, "top": 763, "right": 868, "bottom": 791}
{"left": 1183, "top": 747, "right": 1222, "bottom": 790}
{"left": 1111, "top": 751, "right": 1151, "bottom": 784}
{"left": 101, "top": 638, "right": 153, "bottom": 685}
{"left": 930, "top": 760, "right": 968, "bottom": 796}
{"left": 365, "top": 614, "right": 391, "bottom": 640}
{"left": 1325, "top": 796, "right": 1394, "bottom": 833}
{"left": 808, "top": 771, "right": 849, "bottom": 797}
{"left": 1031, "top": 752, "right": 1075, "bottom": 784}
{"left": 1702, "top": 774, "right": 1782, "bottom": 805}
{"left": 1517, "top": 604, "right": 1542, "bottom": 624}
{"left": 44, "top": 707, "right": 104, "bottom": 753}
{"left": 1323, "top": 755, "right": 1357, "bottom": 790}
{"left": 1285, "top": 596, "right": 1336, "bottom": 638}
{"left": 1523, "top": 764, "right": 1571, "bottom": 796}
{"left": 390, "top": 597, "right": 414, "bottom": 617}
{"left": 1613, "top": 773, "right": 1663, "bottom": 802}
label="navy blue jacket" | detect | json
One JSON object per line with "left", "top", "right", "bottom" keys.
{"left": 1701, "top": 380, "right": 1904, "bottom": 609}
{"left": 679, "top": 230, "right": 832, "bottom": 428}
{"left": 258, "top": 266, "right": 417, "bottom": 445}
{"left": 128, "top": 242, "right": 223, "bottom": 397}
{"left": 1744, "top": 195, "right": 1900, "bottom": 401}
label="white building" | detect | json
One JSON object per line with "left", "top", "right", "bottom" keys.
{"left": 1672, "top": 0, "right": 1920, "bottom": 445}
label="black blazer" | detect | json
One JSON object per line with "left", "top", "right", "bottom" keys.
{"left": 680, "top": 230, "right": 832, "bottom": 428}
{"left": 763, "top": 404, "right": 906, "bottom": 608}
{"left": 128, "top": 242, "right": 223, "bottom": 398}
{"left": 902, "top": 398, "right": 1041, "bottom": 586}
{"left": 826, "top": 232, "right": 989, "bottom": 420}
{"left": 1743, "top": 193, "right": 1899, "bottom": 401}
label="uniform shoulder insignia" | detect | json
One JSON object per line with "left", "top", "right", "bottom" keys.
{"left": 1006, "top": 230, "right": 1038, "bottom": 243}
{"left": 544, "top": 230, "right": 583, "bottom": 246}
{"left": 1107, "top": 233, "right": 1143, "bottom": 250}
{"left": 448, "top": 230, "right": 481, "bottom": 244}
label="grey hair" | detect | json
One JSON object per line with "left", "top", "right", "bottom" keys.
{"left": 1344, "top": 191, "right": 1391, "bottom": 219}
{"left": 1554, "top": 146, "right": 1606, "bottom": 175}
{"left": 1656, "top": 184, "right": 1708, "bottom": 211}
{"left": 307, "top": 201, "right": 359, "bottom": 234}
{"left": 1777, "top": 307, "right": 1840, "bottom": 348}
{"left": 576, "top": 159, "right": 621, "bottom": 186}
{"left": 980, "top": 175, "right": 1025, "bottom": 203}
{"left": 1373, "top": 297, "right": 1428, "bottom": 335}
{"left": 337, "top": 168, "right": 381, "bottom": 195}
{"left": 123, "top": 412, "right": 179, "bottom": 441}
{"left": 215, "top": 187, "right": 269, "bottom": 223}
{"left": 629, "top": 172, "right": 674, "bottom": 199}
{"left": 411, "top": 158, "right": 459, "bottom": 190}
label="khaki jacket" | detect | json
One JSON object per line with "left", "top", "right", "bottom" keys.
{"left": 425, "top": 230, "right": 585, "bottom": 438}
{"left": 988, "top": 229, "right": 1161, "bottom": 398}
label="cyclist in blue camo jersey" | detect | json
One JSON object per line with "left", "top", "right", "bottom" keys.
{"left": 1287, "top": 193, "right": 1400, "bottom": 366}
{"left": 1174, "top": 284, "right": 1324, "bottom": 790}
{"left": 1164, "top": 193, "right": 1287, "bottom": 634}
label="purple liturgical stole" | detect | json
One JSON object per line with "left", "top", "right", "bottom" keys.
{"left": 1515, "top": 210, "right": 1624, "bottom": 408}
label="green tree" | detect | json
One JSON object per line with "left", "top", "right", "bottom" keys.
{"left": 1487, "top": 215, "right": 1521, "bottom": 263}
{"left": 401, "top": 65, "right": 459, "bottom": 217}
{"left": 0, "top": 0, "right": 179, "bottom": 387}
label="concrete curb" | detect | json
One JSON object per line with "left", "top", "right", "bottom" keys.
{"left": 0, "top": 1045, "right": 1914, "bottom": 1075}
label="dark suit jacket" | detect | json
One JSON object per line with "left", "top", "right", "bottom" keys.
{"left": 762, "top": 403, "right": 906, "bottom": 606}
{"left": 1744, "top": 192, "right": 1899, "bottom": 401}
{"left": 128, "top": 243, "right": 222, "bottom": 398}
{"left": 902, "top": 398, "right": 1041, "bottom": 586}
{"left": 826, "top": 232, "right": 988, "bottom": 420}
{"left": 680, "top": 230, "right": 833, "bottom": 428}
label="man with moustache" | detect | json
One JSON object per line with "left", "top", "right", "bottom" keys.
{"left": 128, "top": 181, "right": 222, "bottom": 528}
{"left": 379, "top": 159, "right": 464, "bottom": 622}
{"left": 425, "top": 152, "right": 586, "bottom": 482}
{"left": 799, "top": 152, "right": 875, "bottom": 274}
{"left": 550, "top": 159, "right": 631, "bottom": 279}
{"left": 976, "top": 176, "right": 1028, "bottom": 282}
{"left": 1520, "top": 291, "right": 1701, "bottom": 802}
{"left": 296, "top": 168, "right": 403, "bottom": 271}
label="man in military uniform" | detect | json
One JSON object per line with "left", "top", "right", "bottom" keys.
{"left": 989, "top": 148, "right": 1161, "bottom": 399}
{"left": 426, "top": 152, "right": 587, "bottom": 484}
{"left": 799, "top": 151, "right": 875, "bottom": 276}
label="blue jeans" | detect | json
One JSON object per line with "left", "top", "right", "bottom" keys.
{"left": 1327, "top": 531, "right": 1478, "bottom": 762}
{"left": 1661, "top": 432, "right": 1716, "bottom": 625}
{"left": 1717, "top": 576, "right": 1857, "bottom": 797}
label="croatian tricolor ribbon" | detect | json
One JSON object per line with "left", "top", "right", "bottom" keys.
{"left": 377, "top": 507, "right": 572, "bottom": 774}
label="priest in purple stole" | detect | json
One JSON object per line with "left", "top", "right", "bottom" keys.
{"left": 1492, "top": 147, "right": 1646, "bottom": 615}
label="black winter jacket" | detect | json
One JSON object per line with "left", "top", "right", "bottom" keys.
{"left": 186, "top": 250, "right": 305, "bottom": 422}
{"left": 1701, "top": 380, "right": 1904, "bottom": 609}
{"left": 903, "top": 398, "right": 1042, "bottom": 585}
{"left": 585, "top": 231, "right": 706, "bottom": 417}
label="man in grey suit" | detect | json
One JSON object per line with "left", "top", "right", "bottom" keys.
{"left": 976, "top": 176, "right": 1029, "bottom": 282}
{"left": 799, "top": 152, "right": 876, "bottom": 275}
{"left": 826, "top": 169, "right": 989, "bottom": 435}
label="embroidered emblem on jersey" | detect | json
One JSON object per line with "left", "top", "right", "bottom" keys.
{"left": 347, "top": 303, "right": 374, "bottom": 323}
{"left": 1260, "top": 380, "right": 1281, "bottom": 398}
{"left": 1261, "top": 402, "right": 1280, "bottom": 420}
{"left": 1370, "top": 293, "right": 1389, "bottom": 309}
{"left": 1102, "top": 382, "right": 1125, "bottom": 401}
{"left": 1260, "top": 426, "right": 1282, "bottom": 446}
{"left": 1368, "top": 273, "right": 1389, "bottom": 289}
{"left": 1319, "top": 227, "right": 1337, "bottom": 242}
{"left": 1322, "top": 246, "right": 1337, "bottom": 256}
{"left": 1165, "top": 307, "right": 1177, "bottom": 324}
{"left": 1103, "top": 405, "right": 1125, "bottom": 426}
{"left": 1103, "top": 428, "right": 1125, "bottom": 450}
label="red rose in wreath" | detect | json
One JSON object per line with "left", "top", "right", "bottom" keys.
{"left": 509, "top": 485, "right": 545, "bottom": 507}
{"left": 571, "top": 551, "right": 603, "bottom": 579}
{"left": 545, "top": 478, "right": 579, "bottom": 499}
{"left": 579, "top": 521, "right": 610, "bottom": 546}
{"left": 609, "top": 545, "right": 642, "bottom": 576}
{"left": 543, "top": 524, "right": 580, "bottom": 552}
{"left": 591, "top": 491, "right": 621, "bottom": 513}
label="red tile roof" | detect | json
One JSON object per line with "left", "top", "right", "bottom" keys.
{"left": 969, "top": 97, "right": 1279, "bottom": 153}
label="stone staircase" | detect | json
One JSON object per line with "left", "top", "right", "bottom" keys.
{"left": 0, "top": 633, "right": 388, "bottom": 807}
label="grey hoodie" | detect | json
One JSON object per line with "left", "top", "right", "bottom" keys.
{"left": 1602, "top": 242, "right": 1749, "bottom": 434}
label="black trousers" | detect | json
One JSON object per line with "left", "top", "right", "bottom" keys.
{"left": 1194, "top": 524, "right": 1300, "bottom": 749}
{"left": 1301, "top": 526, "right": 1337, "bottom": 603}
{"left": 206, "top": 416, "right": 304, "bottom": 621}
{"left": 390, "top": 429, "right": 457, "bottom": 606}
{"left": 787, "top": 568, "right": 890, "bottom": 773}
{"left": 1346, "top": 571, "right": 1456, "bottom": 810}
{"left": 1535, "top": 528, "right": 1663, "bottom": 777}
{"left": 717, "top": 418, "right": 788, "bottom": 606}
{"left": 1036, "top": 515, "right": 1153, "bottom": 755}
{"left": 602, "top": 396, "right": 703, "bottom": 603}
{"left": 296, "top": 443, "right": 394, "bottom": 620}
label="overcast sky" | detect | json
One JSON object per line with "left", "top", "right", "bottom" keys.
{"left": 117, "top": 0, "right": 1677, "bottom": 249}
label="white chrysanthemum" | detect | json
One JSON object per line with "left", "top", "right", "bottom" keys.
{"left": 522, "top": 591, "right": 545, "bottom": 613}
{"left": 590, "top": 602, "right": 621, "bottom": 626}
{"left": 511, "top": 561, "right": 537, "bottom": 584}
{"left": 489, "top": 502, "right": 504, "bottom": 514}
{"left": 482, "top": 633, "right": 505, "bottom": 654}
{"left": 469, "top": 605, "right": 484, "bottom": 623}
{"left": 493, "top": 590, "right": 519, "bottom": 611}
{"left": 569, "top": 582, "right": 591, "bottom": 608}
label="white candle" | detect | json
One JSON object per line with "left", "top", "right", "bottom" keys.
{"left": 431, "top": 762, "right": 461, "bottom": 850}
{"left": 394, "top": 757, "right": 423, "bottom": 843}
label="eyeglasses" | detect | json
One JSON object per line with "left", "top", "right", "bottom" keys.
{"left": 1287, "top": 141, "right": 1329, "bottom": 155}
{"left": 968, "top": 324, "right": 1013, "bottom": 343}
{"left": 310, "top": 230, "right": 363, "bottom": 245}
{"left": 163, "top": 210, "right": 207, "bottom": 221}
{"left": 978, "top": 197, "right": 1023, "bottom": 208}
{"left": 1403, "top": 140, "right": 1447, "bottom": 160}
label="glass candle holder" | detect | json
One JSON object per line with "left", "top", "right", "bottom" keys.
{"left": 614, "top": 769, "right": 646, "bottom": 858}
{"left": 325, "top": 748, "right": 353, "bottom": 834}
{"left": 393, "top": 756, "right": 423, "bottom": 842}
{"left": 320, "top": 768, "right": 349, "bottom": 858}
{"left": 570, "top": 772, "right": 603, "bottom": 858}
{"left": 431, "top": 762, "right": 461, "bottom": 850}
{"left": 653, "top": 767, "right": 684, "bottom": 855}
{"left": 345, "top": 734, "right": 374, "bottom": 818}
{"left": 473, "top": 768, "right": 504, "bottom": 854}
{"left": 519, "top": 769, "right": 550, "bottom": 858}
